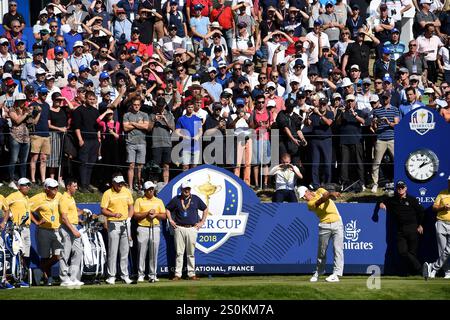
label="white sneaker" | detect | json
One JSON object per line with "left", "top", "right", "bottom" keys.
{"left": 71, "top": 280, "right": 84, "bottom": 286}
{"left": 423, "top": 262, "right": 435, "bottom": 279}
{"left": 371, "top": 184, "right": 378, "bottom": 193}
{"left": 149, "top": 277, "right": 160, "bottom": 283}
{"left": 137, "top": 276, "right": 145, "bottom": 282}
{"left": 121, "top": 276, "right": 133, "bottom": 284}
{"left": 60, "top": 280, "right": 75, "bottom": 287}
{"left": 8, "top": 181, "right": 18, "bottom": 190}
{"left": 362, "top": 185, "right": 366, "bottom": 192}
{"left": 444, "top": 273, "right": 450, "bottom": 279}
{"left": 310, "top": 272, "right": 319, "bottom": 282}
{"left": 105, "top": 277, "right": 115, "bottom": 285}
{"left": 325, "top": 274, "right": 340, "bottom": 282}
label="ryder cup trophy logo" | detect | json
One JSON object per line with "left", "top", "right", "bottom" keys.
{"left": 172, "top": 168, "right": 249, "bottom": 253}
{"left": 409, "top": 108, "right": 435, "bottom": 135}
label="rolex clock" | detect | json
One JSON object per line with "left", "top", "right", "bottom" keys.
{"left": 405, "top": 149, "right": 439, "bottom": 182}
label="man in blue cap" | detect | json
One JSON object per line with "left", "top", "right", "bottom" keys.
{"left": 306, "top": 19, "right": 330, "bottom": 69}
{"left": 189, "top": 2, "right": 210, "bottom": 62}
{"left": 373, "top": 47, "right": 397, "bottom": 80}
{"left": 46, "top": 45, "right": 71, "bottom": 88}
{"left": 383, "top": 28, "right": 406, "bottom": 61}
{"left": 29, "top": 86, "right": 51, "bottom": 185}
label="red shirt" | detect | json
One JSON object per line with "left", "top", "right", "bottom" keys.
{"left": 210, "top": 5, "right": 233, "bottom": 30}
{"left": 126, "top": 41, "right": 147, "bottom": 57}
{"left": 186, "top": 0, "right": 212, "bottom": 17}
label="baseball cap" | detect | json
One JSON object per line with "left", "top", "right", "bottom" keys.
{"left": 181, "top": 181, "right": 192, "bottom": 189}
{"left": 424, "top": 87, "right": 435, "bottom": 94}
{"left": 362, "top": 77, "right": 371, "bottom": 85}
{"left": 223, "top": 88, "right": 233, "bottom": 96}
{"left": 297, "top": 186, "right": 308, "bottom": 199}
{"left": 420, "top": 0, "right": 433, "bottom": 4}
{"left": 351, "top": 4, "right": 360, "bottom": 10}
{"left": 170, "top": 0, "right": 178, "bottom": 4}
{"left": 2, "top": 73, "right": 12, "bottom": 80}
{"left": 136, "top": 77, "right": 146, "bottom": 84}
{"left": 38, "top": 86, "right": 49, "bottom": 94}
{"left": 79, "top": 65, "right": 90, "bottom": 72}
{"left": 345, "top": 94, "right": 356, "bottom": 101}
{"left": 143, "top": 181, "right": 156, "bottom": 190}
{"left": 304, "top": 84, "right": 315, "bottom": 92}
{"left": 116, "top": 8, "right": 126, "bottom": 13}
{"left": 290, "top": 78, "right": 300, "bottom": 84}
{"left": 319, "top": 97, "right": 329, "bottom": 104}
{"left": 308, "top": 65, "right": 319, "bottom": 76}
{"left": 73, "top": 41, "right": 84, "bottom": 48}
{"left": 67, "top": 72, "right": 77, "bottom": 80}
{"left": 382, "top": 47, "right": 392, "bottom": 55}
{"left": 369, "top": 94, "right": 380, "bottom": 103}
{"left": 54, "top": 46, "right": 64, "bottom": 54}
{"left": 267, "top": 100, "right": 277, "bottom": 108}
{"left": 36, "top": 68, "right": 46, "bottom": 75}
{"left": 44, "top": 178, "right": 59, "bottom": 188}
{"left": 5, "top": 78, "right": 16, "bottom": 86}
{"left": 17, "top": 178, "right": 31, "bottom": 186}
{"left": 313, "top": 19, "right": 323, "bottom": 26}
{"left": 214, "top": 45, "right": 223, "bottom": 52}
{"left": 168, "top": 24, "right": 177, "bottom": 30}
{"left": 218, "top": 61, "right": 227, "bottom": 68}
{"left": 40, "top": 28, "right": 50, "bottom": 35}
{"left": 39, "top": 9, "right": 48, "bottom": 16}
{"left": 128, "top": 46, "right": 138, "bottom": 53}
{"left": 267, "top": 81, "right": 276, "bottom": 89}
{"left": 90, "top": 59, "right": 100, "bottom": 67}
{"left": 380, "top": 3, "right": 388, "bottom": 9}
{"left": 84, "top": 79, "right": 94, "bottom": 86}
{"left": 0, "top": 38, "right": 9, "bottom": 45}
{"left": 341, "top": 77, "right": 353, "bottom": 87}
{"left": 236, "top": 98, "right": 245, "bottom": 106}
{"left": 399, "top": 67, "right": 409, "bottom": 74}
{"left": 241, "top": 90, "right": 250, "bottom": 97}
{"left": 33, "top": 48, "right": 43, "bottom": 56}
{"left": 382, "top": 75, "right": 393, "bottom": 83}
{"left": 208, "top": 66, "right": 217, "bottom": 73}
{"left": 391, "top": 28, "right": 400, "bottom": 34}
{"left": 285, "top": 97, "right": 296, "bottom": 108}
{"left": 325, "top": 1, "right": 334, "bottom": 7}
{"left": 332, "top": 92, "right": 342, "bottom": 99}
{"left": 350, "top": 64, "right": 360, "bottom": 71}
{"left": 210, "top": 21, "right": 222, "bottom": 29}
{"left": 244, "top": 59, "right": 253, "bottom": 66}
{"left": 14, "top": 38, "right": 24, "bottom": 46}
{"left": 99, "top": 71, "right": 110, "bottom": 80}
{"left": 396, "top": 180, "right": 407, "bottom": 188}
{"left": 409, "top": 74, "right": 421, "bottom": 81}
{"left": 237, "top": 21, "right": 247, "bottom": 28}
{"left": 294, "top": 59, "right": 305, "bottom": 67}
{"left": 212, "top": 102, "right": 222, "bottom": 110}
{"left": 132, "top": 27, "right": 140, "bottom": 33}
{"left": 112, "top": 175, "right": 125, "bottom": 184}
{"left": 25, "top": 84, "right": 35, "bottom": 92}
{"left": 194, "top": 3, "right": 204, "bottom": 10}
{"left": 238, "top": 76, "right": 249, "bottom": 83}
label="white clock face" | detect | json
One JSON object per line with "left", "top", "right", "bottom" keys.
{"left": 405, "top": 149, "right": 439, "bottom": 182}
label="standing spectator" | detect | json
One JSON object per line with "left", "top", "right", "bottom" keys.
{"left": 305, "top": 97, "right": 334, "bottom": 190}
{"left": 126, "top": 27, "right": 148, "bottom": 58}
{"left": 68, "top": 41, "right": 93, "bottom": 73}
{"left": 149, "top": 97, "right": 175, "bottom": 184}
{"left": 21, "top": 49, "right": 47, "bottom": 87}
{"left": 133, "top": 181, "right": 166, "bottom": 283}
{"left": 33, "top": 10, "right": 50, "bottom": 41}
{"left": 335, "top": 94, "right": 366, "bottom": 190}
{"left": 399, "top": 86, "right": 425, "bottom": 118}
{"left": 132, "top": 6, "right": 162, "bottom": 56}
{"left": 331, "top": 28, "right": 354, "bottom": 65}
{"left": 101, "top": 174, "right": 134, "bottom": 285}
{"left": 190, "top": 4, "right": 211, "bottom": 63}
{"left": 297, "top": 186, "right": 344, "bottom": 282}
{"left": 306, "top": 20, "right": 330, "bottom": 70}
{"left": 423, "top": 177, "right": 450, "bottom": 279}
{"left": 373, "top": 47, "right": 397, "bottom": 80}
{"left": 384, "top": 28, "right": 406, "bottom": 61}
{"left": 374, "top": 181, "right": 425, "bottom": 276}
{"left": 341, "top": 27, "right": 380, "bottom": 78}
{"left": 210, "top": 0, "right": 235, "bottom": 52}
{"left": 115, "top": 0, "right": 140, "bottom": 21}
{"left": 320, "top": 2, "right": 345, "bottom": 48}
{"left": 166, "top": 181, "right": 208, "bottom": 280}
{"left": 397, "top": 40, "right": 428, "bottom": 79}
{"left": 166, "top": 0, "right": 188, "bottom": 38}
{"left": 438, "top": 36, "right": 450, "bottom": 83}
{"left": 416, "top": 24, "right": 443, "bottom": 83}
{"left": 96, "top": 108, "right": 121, "bottom": 180}
{"left": 414, "top": 0, "right": 442, "bottom": 37}
{"left": 113, "top": 8, "right": 132, "bottom": 47}
{"left": 3, "top": 19, "right": 28, "bottom": 54}
{"left": 123, "top": 97, "right": 149, "bottom": 190}
{"left": 7, "top": 94, "right": 31, "bottom": 187}
{"left": 156, "top": 24, "right": 186, "bottom": 64}
{"left": 61, "top": 73, "right": 79, "bottom": 102}
{"left": 29, "top": 87, "right": 51, "bottom": 185}
{"left": 46, "top": 46, "right": 72, "bottom": 88}
{"left": 270, "top": 153, "right": 303, "bottom": 203}
{"left": 71, "top": 90, "right": 100, "bottom": 193}
{"left": 232, "top": 21, "right": 256, "bottom": 63}
{"left": 346, "top": 4, "right": 366, "bottom": 39}
{"left": 2, "top": 1, "right": 26, "bottom": 33}
{"left": 176, "top": 101, "right": 203, "bottom": 170}
{"left": 373, "top": 4, "right": 395, "bottom": 58}
{"left": 370, "top": 91, "right": 400, "bottom": 193}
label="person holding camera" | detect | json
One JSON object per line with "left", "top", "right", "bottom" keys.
{"left": 47, "top": 46, "right": 72, "bottom": 88}
{"left": 270, "top": 153, "right": 303, "bottom": 202}
{"left": 370, "top": 91, "right": 400, "bottom": 193}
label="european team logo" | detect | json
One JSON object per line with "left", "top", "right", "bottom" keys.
{"left": 409, "top": 108, "right": 435, "bottom": 135}
{"left": 171, "top": 168, "right": 249, "bottom": 253}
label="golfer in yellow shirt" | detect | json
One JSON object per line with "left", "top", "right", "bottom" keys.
{"left": 298, "top": 186, "right": 344, "bottom": 282}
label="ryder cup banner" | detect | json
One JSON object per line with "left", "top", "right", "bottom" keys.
{"left": 395, "top": 107, "right": 450, "bottom": 206}
{"left": 157, "top": 165, "right": 386, "bottom": 274}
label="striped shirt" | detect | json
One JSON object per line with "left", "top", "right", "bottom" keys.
{"left": 372, "top": 105, "right": 400, "bottom": 141}
{"left": 157, "top": 36, "right": 186, "bottom": 61}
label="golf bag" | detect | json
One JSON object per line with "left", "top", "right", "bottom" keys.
{"left": 80, "top": 218, "right": 106, "bottom": 281}
{"left": 0, "top": 222, "right": 26, "bottom": 284}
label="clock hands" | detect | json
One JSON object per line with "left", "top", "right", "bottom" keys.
{"left": 419, "top": 161, "right": 432, "bottom": 168}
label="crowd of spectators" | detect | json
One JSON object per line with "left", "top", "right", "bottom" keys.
{"left": 0, "top": 0, "right": 449, "bottom": 196}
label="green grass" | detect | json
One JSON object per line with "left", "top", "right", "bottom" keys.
{"left": 0, "top": 276, "right": 449, "bottom": 300}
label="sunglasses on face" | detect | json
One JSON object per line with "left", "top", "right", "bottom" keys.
{"left": 375, "top": 81, "right": 382, "bottom": 84}
{"left": 409, "top": 44, "right": 417, "bottom": 47}
{"left": 234, "top": 68, "right": 241, "bottom": 71}
{"left": 256, "top": 100, "right": 265, "bottom": 104}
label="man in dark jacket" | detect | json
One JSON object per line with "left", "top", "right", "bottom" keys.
{"left": 373, "top": 180, "right": 425, "bottom": 275}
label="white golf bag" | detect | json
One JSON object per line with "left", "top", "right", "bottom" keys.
{"left": 0, "top": 222, "right": 25, "bottom": 284}
{"left": 80, "top": 220, "right": 106, "bottom": 280}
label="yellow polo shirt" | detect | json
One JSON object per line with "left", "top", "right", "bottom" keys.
{"left": 5, "top": 191, "right": 30, "bottom": 226}
{"left": 59, "top": 192, "right": 79, "bottom": 225}
{"left": 0, "top": 194, "right": 9, "bottom": 220}
{"left": 30, "top": 192, "right": 63, "bottom": 229}
{"left": 134, "top": 196, "right": 165, "bottom": 227}
{"left": 307, "top": 188, "right": 341, "bottom": 223}
{"left": 434, "top": 190, "right": 450, "bottom": 222}
{"left": 101, "top": 187, "right": 133, "bottom": 221}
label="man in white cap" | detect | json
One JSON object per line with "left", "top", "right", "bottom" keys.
{"left": 297, "top": 185, "right": 344, "bottom": 282}
{"left": 1, "top": 177, "right": 32, "bottom": 287}
{"left": 166, "top": 181, "right": 209, "bottom": 280}
{"left": 29, "top": 178, "right": 63, "bottom": 285}
{"left": 58, "top": 179, "right": 84, "bottom": 286}
{"left": 423, "top": 176, "right": 450, "bottom": 279}
{"left": 133, "top": 181, "right": 166, "bottom": 282}
{"left": 100, "top": 174, "right": 134, "bottom": 285}
{"left": 68, "top": 40, "right": 93, "bottom": 73}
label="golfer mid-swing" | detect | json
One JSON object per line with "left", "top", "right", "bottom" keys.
{"left": 297, "top": 186, "right": 344, "bottom": 282}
